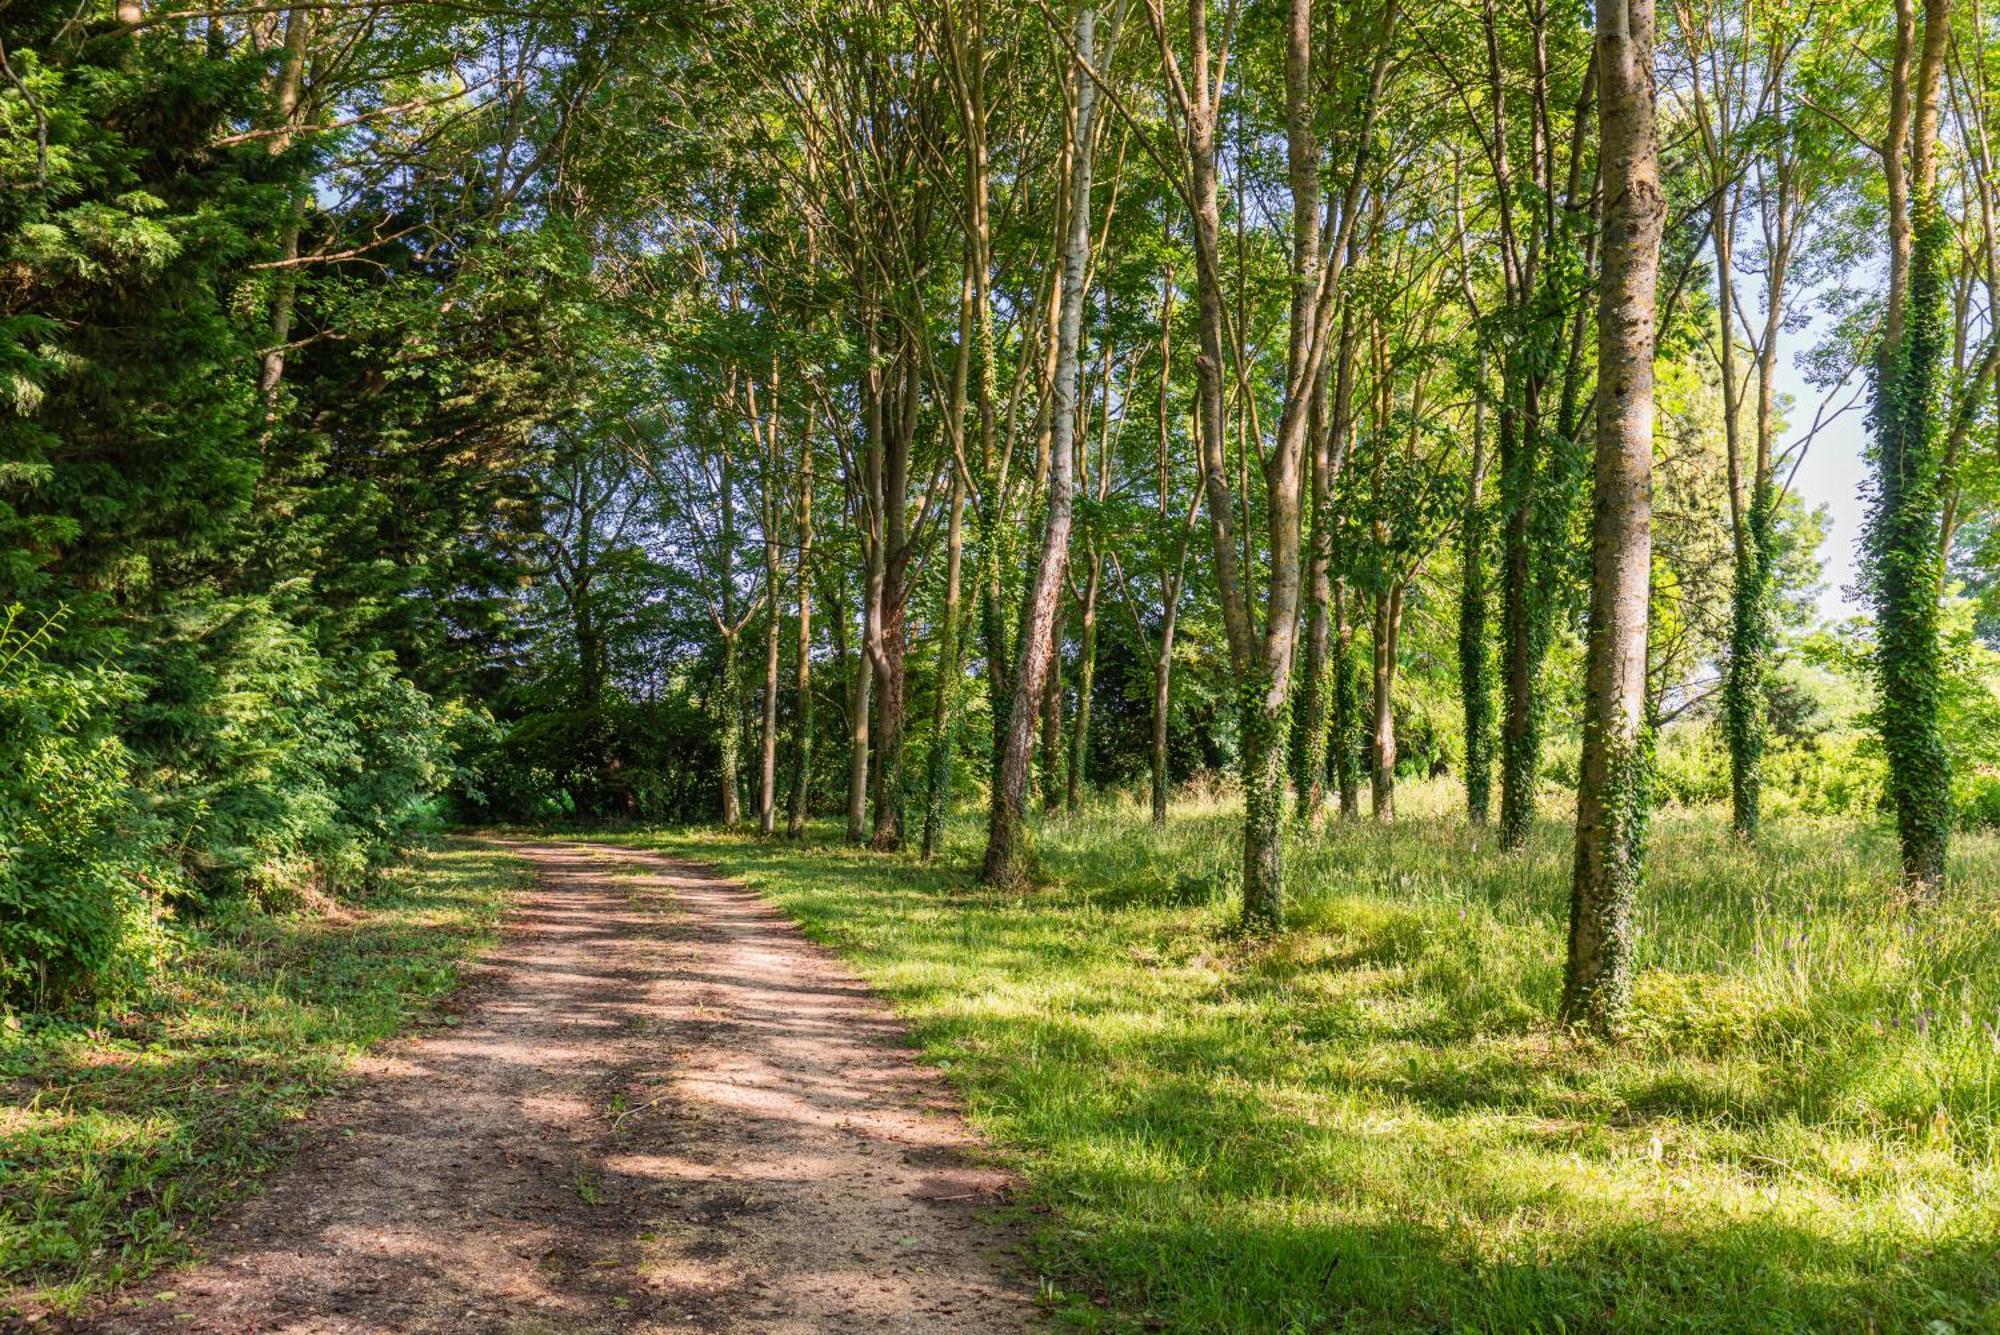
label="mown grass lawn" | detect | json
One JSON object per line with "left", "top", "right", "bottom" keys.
{"left": 609, "top": 785, "right": 2000, "bottom": 1333}
{"left": 0, "top": 840, "right": 525, "bottom": 1318}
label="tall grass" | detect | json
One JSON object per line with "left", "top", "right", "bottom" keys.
{"left": 623, "top": 785, "right": 2000, "bottom": 1332}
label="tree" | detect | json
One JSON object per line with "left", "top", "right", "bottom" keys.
{"left": 1562, "top": 0, "right": 1667, "bottom": 1031}
{"left": 1866, "top": 0, "right": 1956, "bottom": 892}
{"left": 983, "top": 3, "right": 1108, "bottom": 887}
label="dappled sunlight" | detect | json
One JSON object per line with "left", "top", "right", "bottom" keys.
{"left": 640, "top": 800, "right": 2000, "bottom": 1330}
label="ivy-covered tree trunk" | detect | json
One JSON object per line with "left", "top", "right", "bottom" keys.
{"left": 1496, "top": 388, "right": 1542, "bottom": 849}
{"left": 1722, "top": 482, "right": 1773, "bottom": 840}
{"left": 1459, "top": 386, "right": 1493, "bottom": 824}
{"left": 1297, "top": 315, "right": 1356, "bottom": 825}
{"left": 1867, "top": 0, "right": 1954, "bottom": 892}
{"left": 1562, "top": 0, "right": 1664, "bottom": 1033}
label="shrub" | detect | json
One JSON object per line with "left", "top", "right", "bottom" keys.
{"left": 0, "top": 609, "right": 163, "bottom": 1004}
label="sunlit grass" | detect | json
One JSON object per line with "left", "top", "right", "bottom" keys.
{"left": 0, "top": 840, "right": 524, "bottom": 1318}
{"left": 606, "top": 784, "right": 2000, "bottom": 1332}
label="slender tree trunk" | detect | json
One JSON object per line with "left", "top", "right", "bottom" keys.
{"left": 758, "top": 375, "right": 783, "bottom": 837}
{"left": 1459, "top": 378, "right": 1493, "bottom": 823}
{"left": 846, "top": 643, "right": 874, "bottom": 845}
{"left": 1497, "top": 390, "right": 1540, "bottom": 848}
{"left": 787, "top": 441, "right": 815, "bottom": 838}
{"left": 1562, "top": 0, "right": 1665, "bottom": 1032}
{"left": 1332, "top": 581, "right": 1361, "bottom": 817}
{"left": 718, "top": 631, "right": 743, "bottom": 826}
{"left": 1067, "top": 549, "right": 1101, "bottom": 813}
{"left": 716, "top": 426, "right": 744, "bottom": 827}
{"left": 983, "top": 4, "right": 1100, "bottom": 886}
{"left": 923, "top": 262, "right": 978, "bottom": 861}
{"left": 872, "top": 591, "right": 908, "bottom": 848}
{"left": 1040, "top": 600, "right": 1066, "bottom": 814}
{"left": 923, "top": 473, "right": 967, "bottom": 861}
{"left": 1370, "top": 585, "right": 1403, "bottom": 821}
{"left": 1150, "top": 644, "right": 1174, "bottom": 824}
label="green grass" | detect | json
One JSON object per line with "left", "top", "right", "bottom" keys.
{"left": 598, "top": 784, "right": 2000, "bottom": 1333}
{"left": 0, "top": 839, "right": 525, "bottom": 1318}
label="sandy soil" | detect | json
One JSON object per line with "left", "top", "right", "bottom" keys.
{"left": 67, "top": 841, "right": 1034, "bottom": 1334}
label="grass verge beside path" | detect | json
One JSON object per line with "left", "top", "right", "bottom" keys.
{"left": 0, "top": 839, "right": 525, "bottom": 1319}
{"left": 601, "top": 789, "right": 2000, "bottom": 1333}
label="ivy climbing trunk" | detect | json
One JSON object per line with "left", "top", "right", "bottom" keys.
{"left": 1867, "top": 0, "right": 1954, "bottom": 893}
{"left": 1562, "top": 0, "right": 1664, "bottom": 1033}
{"left": 1459, "top": 381, "right": 1493, "bottom": 824}
{"left": 1148, "top": 0, "right": 1340, "bottom": 930}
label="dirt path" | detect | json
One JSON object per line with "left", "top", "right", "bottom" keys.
{"left": 75, "top": 841, "right": 1034, "bottom": 1334}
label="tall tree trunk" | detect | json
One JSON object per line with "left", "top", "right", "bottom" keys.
{"left": 716, "top": 425, "right": 744, "bottom": 827}
{"left": 718, "top": 630, "right": 743, "bottom": 826}
{"left": 871, "top": 592, "right": 908, "bottom": 848}
{"left": 1497, "top": 385, "right": 1539, "bottom": 847}
{"left": 982, "top": 4, "right": 1100, "bottom": 886}
{"left": 1562, "top": 0, "right": 1665, "bottom": 1031}
{"left": 846, "top": 642, "right": 874, "bottom": 845}
{"left": 1370, "top": 585, "right": 1403, "bottom": 821}
{"left": 1040, "top": 600, "right": 1066, "bottom": 813}
{"left": 787, "top": 440, "right": 815, "bottom": 838}
{"left": 1067, "top": 548, "right": 1102, "bottom": 813}
{"left": 1459, "top": 377, "right": 1493, "bottom": 824}
{"left": 1150, "top": 0, "right": 1337, "bottom": 928}
{"left": 922, "top": 245, "right": 979, "bottom": 862}
{"left": 757, "top": 371, "right": 784, "bottom": 836}
{"left": 923, "top": 472, "right": 967, "bottom": 861}
{"left": 1867, "top": 0, "right": 1954, "bottom": 893}
{"left": 1708, "top": 136, "right": 1764, "bottom": 843}
{"left": 1332, "top": 581, "right": 1361, "bottom": 817}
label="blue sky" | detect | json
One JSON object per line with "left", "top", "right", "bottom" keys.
{"left": 1772, "top": 317, "right": 1870, "bottom": 624}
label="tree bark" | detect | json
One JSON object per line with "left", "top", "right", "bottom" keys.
{"left": 1562, "top": 0, "right": 1665, "bottom": 1032}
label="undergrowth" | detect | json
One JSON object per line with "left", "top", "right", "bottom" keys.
{"left": 0, "top": 840, "right": 522, "bottom": 1318}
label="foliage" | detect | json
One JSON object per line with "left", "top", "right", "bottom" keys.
{"left": 0, "top": 610, "right": 161, "bottom": 1004}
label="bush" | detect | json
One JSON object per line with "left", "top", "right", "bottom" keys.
{"left": 0, "top": 609, "right": 163, "bottom": 1004}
